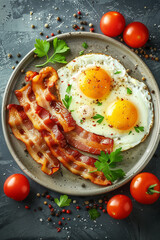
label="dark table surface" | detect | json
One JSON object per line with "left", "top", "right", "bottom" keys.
{"left": 0, "top": 0, "right": 160, "bottom": 239}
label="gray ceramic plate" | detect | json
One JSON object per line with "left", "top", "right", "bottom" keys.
{"left": 2, "top": 32, "right": 160, "bottom": 196}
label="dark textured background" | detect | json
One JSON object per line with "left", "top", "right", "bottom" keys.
{"left": 0, "top": 0, "right": 160, "bottom": 239}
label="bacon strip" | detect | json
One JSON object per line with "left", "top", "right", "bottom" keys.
{"left": 8, "top": 104, "right": 60, "bottom": 175}
{"left": 14, "top": 86, "right": 110, "bottom": 186}
{"left": 64, "top": 125, "right": 114, "bottom": 155}
{"left": 27, "top": 66, "right": 114, "bottom": 154}
{"left": 15, "top": 84, "right": 66, "bottom": 148}
{"left": 28, "top": 67, "right": 76, "bottom": 132}
{"left": 44, "top": 135, "right": 111, "bottom": 186}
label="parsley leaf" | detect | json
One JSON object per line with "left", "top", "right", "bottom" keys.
{"left": 62, "top": 95, "right": 72, "bottom": 109}
{"left": 66, "top": 84, "right": 72, "bottom": 94}
{"left": 134, "top": 126, "right": 144, "bottom": 133}
{"left": 114, "top": 71, "right": 121, "bottom": 74}
{"left": 79, "top": 50, "right": 84, "bottom": 56}
{"left": 89, "top": 209, "right": 101, "bottom": 220}
{"left": 34, "top": 37, "right": 70, "bottom": 67}
{"left": 82, "top": 42, "right": 88, "bottom": 49}
{"left": 127, "top": 88, "right": 132, "bottom": 94}
{"left": 80, "top": 119, "right": 83, "bottom": 124}
{"left": 54, "top": 195, "right": 71, "bottom": 207}
{"left": 92, "top": 148, "right": 125, "bottom": 182}
{"left": 93, "top": 114, "right": 104, "bottom": 124}
{"left": 34, "top": 39, "right": 50, "bottom": 57}
{"left": 97, "top": 101, "right": 102, "bottom": 106}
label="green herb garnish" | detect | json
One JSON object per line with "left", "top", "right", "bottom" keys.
{"left": 82, "top": 42, "right": 88, "bottom": 49}
{"left": 66, "top": 84, "right": 72, "bottom": 94}
{"left": 80, "top": 119, "right": 83, "bottom": 124}
{"left": 90, "top": 148, "right": 125, "bottom": 182}
{"left": 128, "top": 131, "right": 132, "bottom": 135}
{"left": 93, "top": 114, "right": 104, "bottom": 124}
{"left": 54, "top": 195, "right": 71, "bottom": 207}
{"left": 34, "top": 38, "right": 70, "bottom": 67}
{"left": 89, "top": 209, "right": 101, "bottom": 220}
{"left": 97, "top": 102, "right": 102, "bottom": 106}
{"left": 79, "top": 50, "right": 84, "bottom": 56}
{"left": 62, "top": 95, "right": 72, "bottom": 109}
{"left": 134, "top": 126, "right": 144, "bottom": 133}
{"left": 127, "top": 88, "right": 132, "bottom": 94}
{"left": 114, "top": 71, "right": 121, "bottom": 74}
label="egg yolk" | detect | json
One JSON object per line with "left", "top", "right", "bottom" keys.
{"left": 106, "top": 99, "right": 138, "bottom": 130}
{"left": 78, "top": 67, "right": 111, "bottom": 99}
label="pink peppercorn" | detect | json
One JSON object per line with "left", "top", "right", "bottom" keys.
{"left": 58, "top": 221, "right": 62, "bottom": 225}
{"left": 102, "top": 209, "right": 106, "bottom": 213}
{"left": 46, "top": 195, "right": 51, "bottom": 199}
{"left": 25, "top": 205, "right": 30, "bottom": 209}
{"left": 90, "top": 28, "right": 94, "bottom": 32}
{"left": 99, "top": 206, "right": 103, "bottom": 210}
{"left": 51, "top": 33, "right": 54, "bottom": 36}
{"left": 76, "top": 206, "right": 80, "bottom": 210}
{"left": 105, "top": 201, "right": 108, "bottom": 204}
{"left": 62, "top": 209, "right": 66, "bottom": 213}
{"left": 62, "top": 217, "right": 65, "bottom": 220}
{"left": 77, "top": 11, "right": 81, "bottom": 15}
{"left": 66, "top": 210, "right": 71, "bottom": 214}
{"left": 57, "top": 228, "right": 61, "bottom": 232}
{"left": 46, "top": 35, "right": 49, "bottom": 39}
{"left": 48, "top": 204, "right": 52, "bottom": 209}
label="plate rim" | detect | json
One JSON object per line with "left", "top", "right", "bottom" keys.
{"left": 2, "top": 32, "right": 160, "bottom": 196}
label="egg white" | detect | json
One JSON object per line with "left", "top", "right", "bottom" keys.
{"left": 57, "top": 54, "right": 154, "bottom": 151}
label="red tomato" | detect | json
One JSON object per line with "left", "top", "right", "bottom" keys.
{"left": 4, "top": 174, "right": 30, "bottom": 201}
{"left": 130, "top": 172, "right": 160, "bottom": 204}
{"left": 100, "top": 11, "right": 125, "bottom": 37}
{"left": 123, "top": 22, "right": 149, "bottom": 48}
{"left": 107, "top": 194, "right": 132, "bottom": 219}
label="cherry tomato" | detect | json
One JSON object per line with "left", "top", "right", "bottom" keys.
{"left": 123, "top": 22, "right": 149, "bottom": 48}
{"left": 130, "top": 172, "right": 160, "bottom": 204}
{"left": 107, "top": 194, "right": 132, "bottom": 219}
{"left": 4, "top": 174, "right": 30, "bottom": 201}
{"left": 100, "top": 11, "right": 125, "bottom": 37}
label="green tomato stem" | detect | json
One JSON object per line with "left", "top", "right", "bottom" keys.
{"left": 146, "top": 184, "right": 160, "bottom": 195}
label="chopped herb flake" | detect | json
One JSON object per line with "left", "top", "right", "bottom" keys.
{"left": 114, "top": 71, "right": 121, "bottom": 74}
{"left": 89, "top": 208, "right": 101, "bottom": 220}
{"left": 66, "top": 84, "right": 72, "bottom": 94}
{"left": 93, "top": 114, "right": 104, "bottom": 124}
{"left": 82, "top": 42, "right": 88, "bottom": 49}
{"left": 79, "top": 50, "right": 84, "bottom": 56}
{"left": 127, "top": 88, "right": 132, "bottom": 94}
{"left": 134, "top": 126, "right": 144, "bottom": 133}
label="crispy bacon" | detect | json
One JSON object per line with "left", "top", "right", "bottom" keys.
{"left": 27, "top": 67, "right": 114, "bottom": 154}
{"left": 64, "top": 125, "right": 114, "bottom": 155}
{"left": 14, "top": 86, "right": 110, "bottom": 185}
{"left": 28, "top": 67, "right": 76, "bottom": 132}
{"left": 43, "top": 135, "right": 111, "bottom": 186}
{"left": 15, "top": 84, "right": 66, "bottom": 147}
{"left": 8, "top": 104, "right": 60, "bottom": 175}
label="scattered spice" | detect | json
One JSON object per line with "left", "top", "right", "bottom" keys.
{"left": 25, "top": 205, "right": 30, "bottom": 209}
{"left": 58, "top": 221, "right": 62, "bottom": 225}
{"left": 40, "top": 32, "right": 43, "bottom": 36}
{"left": 142, "top": 77, "right": 146, "bottom": 81}
{"left": 37, "top": 193, "right": 41, "bottom": 197}
{"left": 80, "top": 26, "right": 84, "bottom": 30}
{"left": 7, "top": 53, "right": 12, "bottom": 58}
{"left": 76, "top": 206, "right": 80, "bottom": 210}
{"left": 31, "top": 24, "right": 35, "bottom": 29}
{"left": 20, "top": 69, "right": 25, "bottom": 73}
{"left": 57, "top": 228, "right": 61, "bottom": 232}
{"left": 66, "top": 210, "right": 71, "bottom": 214}
{"left": 12, "top": 66, "right": 15, "bottom": 70}
{"left": 46, "top": 35, "right": 49, "bottom": 39}
{"left": 51, "top": 33, "right": 54, "bottom": 36}
{"left": 44, "top": 23, "right": 49, "bottom": 28}
{"left": 30, "top": 11, "right": 33, "bottom": 15}
{"left": 17, "top": 53, "right": 21, "bottom": 58}
{"left": 151, "top": 90, "right": 155, "bottom": 94}
{"left": 44, "top": 201, "right": 47, "bottom": 205}
{"left": 47, "top": 217, "right": 52, "bottom": 222}
{"left": 57, "top": 30, "right": 61, "bottom": 34}
{"left": 89, "top": 23, "right": 93, "bottom": 27}
{"left": 73, "top": 13, "right": 77, "bottom": 18}
{"left": 90, "top": 28, "right": 94, "bottom": 32}
{"left": 56, "top": 17, "right": 60, "bottom": 21}
{"left": 77, "top": 11, "right": 81, "bottom": 15}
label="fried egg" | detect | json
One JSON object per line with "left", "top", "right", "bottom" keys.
{"left": 57, "top": 54, "right": 154, "bottom": 151}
